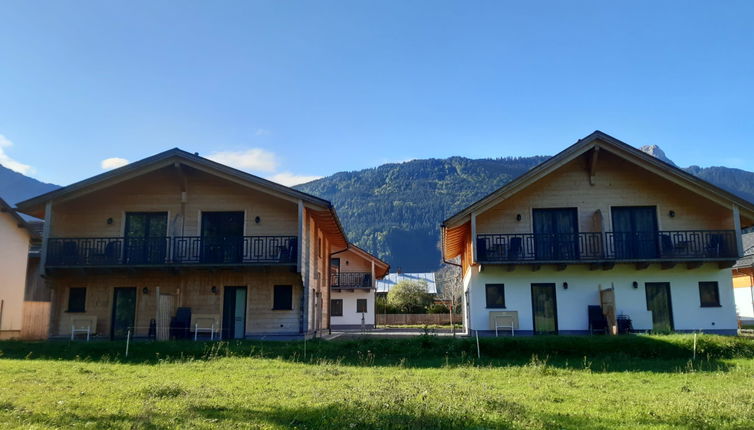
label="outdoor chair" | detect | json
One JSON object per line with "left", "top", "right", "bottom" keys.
{"left": 192, "top": 314, "right": 220, "bottom": 340}
{"left": 588, "top": 305, "right": 608, "bottom": 334}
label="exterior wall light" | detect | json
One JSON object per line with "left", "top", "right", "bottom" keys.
{"left": 516, "top": 214, "right": 522, "bottom": 221}
{"left": 668, "top": 210, "right": 676, "bottom": 218}
{"left": 562, "top": 282, "right": 568, "bottom": 290}
{"left": 632, "top": 281, "right": 639, "bottom": 289}
{"left": 211, "top": 286, "right": 218, "bottom": 294}
{"left": 255, "top": 216, "right": 261, "bottom": 224}
{"left": 107, "top": 217, "right": 114, "bottom": 225}
{"left": 142, "top": 287, "right": 149, "bottom": 295}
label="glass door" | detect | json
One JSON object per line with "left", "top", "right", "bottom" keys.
{"left": 201, "top": 212, "right": 244, "bottom": 264}
{"left": 645, "top": 282, "right": 674, "bottom": 332}
{"left": 222, "top": 286, "right": 247, "bottom": 339}
{"left": 111, "top": 287, "right": 137, "bottom": 339}
{"left": 531, "top": 283, "right": 558, "bottom": 334}
{"left": 533, "top": 208, "right": 579, "bottom": 260}
{"left": 124, "top": 212, "right": 167, "bottom": 264}
{"left": 611, "top": 206, "right": 658, "bottom": 259}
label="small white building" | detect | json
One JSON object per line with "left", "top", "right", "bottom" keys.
{"left": 442, "top": 131, "right": 754, "bottom": 335}
{"left": 732, "top": 233, "right": 754, "bottom": 325}
{"left": 329, "top": 244, "right": 389, "bottom": 330}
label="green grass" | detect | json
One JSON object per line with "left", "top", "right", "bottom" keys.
{"left": 1, "top": 335, "right": 753, "bottom": 429}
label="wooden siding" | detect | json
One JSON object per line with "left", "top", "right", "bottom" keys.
{"left": 47, "top": 267, "right": 304, "bottom": 337}
{"left": 333, "top": 248, "right": 372, "bottom": 273}
{"left": 50, "top": 165, "right": 298, "bottom": 238}
{"left": 477, "top": 150, "right": 734, "bottom": 236}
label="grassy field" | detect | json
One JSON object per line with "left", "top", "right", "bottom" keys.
{"left": 1, "top": 334, "right": 753, "bottom": 429}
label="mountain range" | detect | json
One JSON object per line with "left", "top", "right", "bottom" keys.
{"left": 3, "top": 146, "right": 753, "bottom": 272}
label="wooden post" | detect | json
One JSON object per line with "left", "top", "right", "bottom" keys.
{"left": 470, "top": 212, "right": 477, "bottom": 264}
{"left": 733, "top": 205, "right": 744, "bottom": 257}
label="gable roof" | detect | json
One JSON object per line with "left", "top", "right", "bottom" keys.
{"left": 332, "top": 242, "right": 390, "bottom": 279}
{"left": 14, "top": 147, "right": 347, "bottom": 246}
{"left": 0, "top": 197, "right": 38, "bottom": 239}
{"left": 443, "top": 130, "right": 754, "bottom": 228}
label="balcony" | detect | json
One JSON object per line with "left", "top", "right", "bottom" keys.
{"left": 330, "top": 272, "right": 373, "bottom": 289}
{"left": 45, "top": 236, "right": 298, "bottom": 268}
{"left": 476, "top": 230, "right": 738, "bottom": 264}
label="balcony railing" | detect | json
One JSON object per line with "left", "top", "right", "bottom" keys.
{"left": 46, "top": 236, "right": 298, "bottom": 267}
{"left": 476, "top": 230, "right": 738, "bottom": 263}
{"left": 330, "top": 272, "right": 373, "bottom": 289}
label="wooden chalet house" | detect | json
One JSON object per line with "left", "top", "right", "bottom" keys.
{"left": 16, "top": 148, "right": 383, "bottom": 340}
{"left": 441, "top": 131, "right": 754, "bottom": 335}
{"left": 329, "top": 244, "right": 389, "bottom": 330}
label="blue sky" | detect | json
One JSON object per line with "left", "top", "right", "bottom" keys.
{"left": 1, "top": 1, "right": 753, "bottom": 186}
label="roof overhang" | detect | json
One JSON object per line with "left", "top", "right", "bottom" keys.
{"left": 0, "top": 197, "right": 38, "bottom": 239}
{"left": 16, "top": 148, "right": 333, "bottom": 218}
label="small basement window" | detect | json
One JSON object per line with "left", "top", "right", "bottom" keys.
{"left": 273, "top": 285, "right": 293, "bottom": 310}
{"left": 67, "top": 287, "right": 86, "bottom": 313}
{"left": 485, "top": 284, "right": 505, "bottom": 308}
{"left": 699, "top": 282, "right": 720, "bottom": 307}
{"left": 356, "top": 299, "right": 367, "bottom": 313}
{"left": 331, "top": 299, "right": 343, "bottom": 317}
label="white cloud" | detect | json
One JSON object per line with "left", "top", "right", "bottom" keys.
{"left": 101, "top": 157, "right": 129, "bottom": 170}
{"left": 207, "top": 148, "right": 278, "bottom": 172}
{"left": 266, "top": 172, "right": 322, "bottom": 187}
{"left": 255, "top": 128, "right": 272, "bottom": 136}
{"left": 0, "top": 135, "right": 34, "bottom": 175}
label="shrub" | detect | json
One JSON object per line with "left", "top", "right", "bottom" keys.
{"left": 387, "top": 280, "right": 433, "bottom": 313}
{"left": 426, "top": 303, "right": 450, "bottom": 314}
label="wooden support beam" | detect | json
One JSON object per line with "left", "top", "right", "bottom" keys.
{"left": 601, "top": 262, "right": 615, "bottom": 271}
{"left": 635, "top": 262, "right": 650, "bottom": 270}
{"left": 589, "top": 146, "right": 600, "bottom": 185}
{"left": 718, "top": 261, "right": 735, "bottom": 269}
{"left": 686, "top": 261, "right": 703, "bottom": 270}
{"left": 660, "top": 262, "right": 676, "bottom": 270}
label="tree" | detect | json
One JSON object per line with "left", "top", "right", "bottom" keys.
{"left": 435, "top": 259, "right": 464, "bottom": 332}
{"left": 387, "top": 280, "right": 433, "bottom": 313}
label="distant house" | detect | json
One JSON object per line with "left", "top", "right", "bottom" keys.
{"left": 329, "top": 244, "right": 389, "bottom": 330}
{"left": 442, "top": 131, "right": 754, "bottom": 335}
{"left": 15, "top": 148, "right": 353, "bottom": 340}
{"left": 732, "top": 232, "right": 754, "bottom": 326}
{"left": 0, "top": 197, "right": 45, "bottom": 339}
{"left": 376, "top": 272, "right": 437, "bottom": 295}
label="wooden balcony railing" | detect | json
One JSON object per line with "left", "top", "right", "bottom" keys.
{"left": 476, "top": 230, "right": 738, "bottom": 263}
{"left": 330, "top": 272, "right": 373, "bottom": 289}
{"left": 45, "top": 236, "right": 297, "bottom": 267}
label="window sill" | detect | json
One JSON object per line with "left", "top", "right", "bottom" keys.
{"left": 700, "top": 305, "right": 722, "bottom": 308}
{"left": 66, "top": 310, "right": 86, "bottom": 313}
{"left": 271, "top": 308, "right": 293, "bottom": 311}
{"left": 487, "top": 307, "right": 507, "bottom": 310}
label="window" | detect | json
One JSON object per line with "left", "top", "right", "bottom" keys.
{"left": 67, "top": 287, "right": 86, "bottom": 312}
{"left": 356, "top": 299, "right": 368, "bottom": 313}
{"left": 331, "top": 299, "right": 343, "bottom": 317}
{"left": 699, "top": 282, "right": 721, "bottom": 307}
{"left": 485, "top": 284, "right": 505, "bottom": 308}
{"left": 273, "top": 285, "right": 293, "bottom": 310}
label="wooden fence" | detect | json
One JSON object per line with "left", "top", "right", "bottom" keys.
{"left": 20, "top": 301, "right": 50, "bottom": 340}
{"left": 377, "top": 313, "right": 463, "bottom": 325}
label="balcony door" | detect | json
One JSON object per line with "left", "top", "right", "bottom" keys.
{"left": 533, "top": 208, "right": 578, "bottom": 260}
{"left": 124, "top": 212, "right": 167, "bottom": 264}
{"left": 201, "top": 212, "right": 244, "bottom": 264}
{"left": 612, "top": 206, "right": 658, "bottom": 259}
{"left": 330, "top": 258, "right": 341, "bottom": 287}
